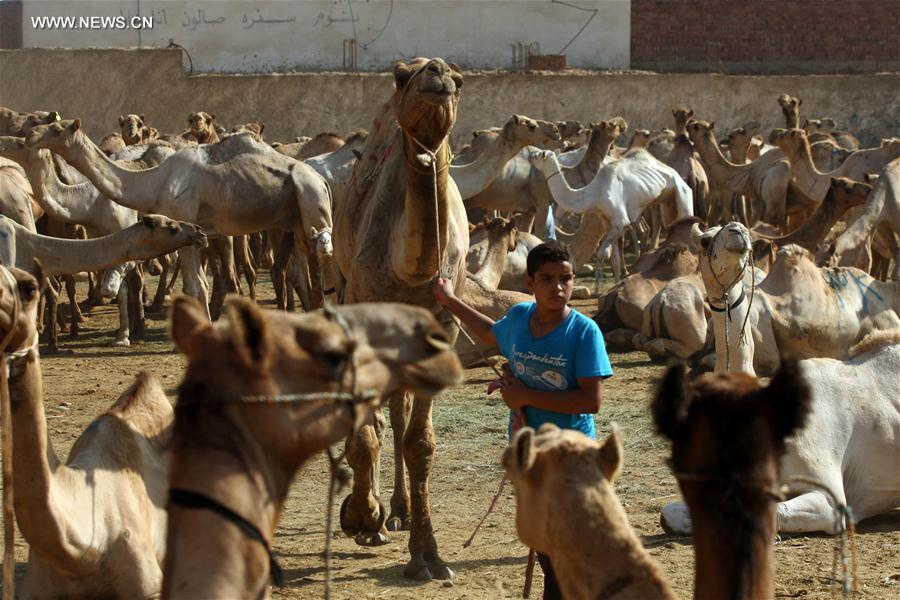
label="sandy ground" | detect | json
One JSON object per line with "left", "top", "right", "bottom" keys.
{"left": 2, "top": 272, "right": 898, "bottom": 599}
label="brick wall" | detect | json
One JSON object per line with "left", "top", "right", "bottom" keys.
{"left": 0, "top": 1, "right": 23, "bottom": 50}
{"left": 631, "top": 0, "right": 900, "bottom": 73}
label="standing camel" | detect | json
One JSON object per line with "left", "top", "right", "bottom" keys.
{"left": 332, "top": 57, "right": 468, "bottom": 581}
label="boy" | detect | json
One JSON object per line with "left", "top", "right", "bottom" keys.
{"left": 435, "top": 240, "right": 612, "bottom": 599}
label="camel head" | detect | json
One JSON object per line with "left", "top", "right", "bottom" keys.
{"left": 139, "top": 215, "right": 209, "bottom": 252}
{"left": 693, "top": 222, "right": 752, "bottom": 293}
{"left": 187, "top": 111, "right": 217, "bottom": 142}
{"left": 393, "top": 57, "right": 463, "bottom": 150}
{"left": 802, "top": 118, "right": 836, "bottom": 134}
{"left": 0, "top": 262, "right": 42, "bottom": 352}
{"left": 685, "top": 119, "right": 716, "bottom": 148}
{"left": 483, "top": 216, "right": 518, "bottom": 253}
{"left": 630, "top": 129, "right": 651, "bottom": 148}
{"left": 555, "top": 120, "right": 585, "bottom": 142}
{"left": 772, "top": 128, "right": 809, "bottom": 159}
{"left": 0, "top": 109, "right": 61, "bottom": 137}
{"left": 326, "top": 303, "right": 463, "bottom": 398}
{"left": 0, "top": 135, "right": 30, "bottom": 163}
{"left": 829, "top": 176, "right": 872, "bottom": 208}
{"left": 231, "top": 122, "right": 265, "bottom": 142}
{"left": 653, "top": 361, "right": 810, "bottom": 504}
{"left": 525, "top": 148, "right": 556, "bottom": 174}
{"left": 503, "top": 423, "right": 623, "bottom": 553}
{"left": 672, "top": 107, "right": 694, "bottom": 133}
{"left": 502, "top": 114, "right": 560, "bottom": 148}
{"left": 23, "top": 118, "right": 82, "bottom": 153}
{"left": 142, "top": 126, "right": 160, "bottom": 142}
{"left": 588, "top": 118, "right": 628, "bottom": 147}
{"left": 726, "top": 121, "right": 761, "bottom": 152}
{"left": 777, "top": 94, "right": 802, "bottom": 127}
{"left": 118, "top": 113, "right": 145, "bottom": 146}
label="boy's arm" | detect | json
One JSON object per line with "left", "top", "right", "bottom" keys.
{"left": 501, "top": 376, "right": 603, "bottom": 414}
{"left": 434, "top": 277, "right": 497, "bottom": 346}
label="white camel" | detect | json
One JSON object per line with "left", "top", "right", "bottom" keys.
{"left": 661, "top": 331, "right": 900, "bottom": 536}
{"left": 528, "top": 148, "right": 693, "bottom": 278}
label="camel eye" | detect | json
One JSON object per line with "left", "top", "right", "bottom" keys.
{"left": 19, "top": 284, "right": 37, "bottom": 301}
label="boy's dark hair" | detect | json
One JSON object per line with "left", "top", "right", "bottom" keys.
{"left": 526, "top": 241, "right": 571, "bottom": 277}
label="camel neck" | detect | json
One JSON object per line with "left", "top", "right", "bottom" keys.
{"left": 567, "top": 132, "right": 613, "bottom": 185}
{"left": 785, "top": 140, "right": 829, "bottom": 202}
{"left": 449, "top": 133, "right": 518, "bottom": 199}
{"left": 470, "top": 233, "right": 510, "bottom": 289}
{"left": 690, "top": 490, "right": 777, "bottom": 600}
{"left": 393, "top": 134, "right": 452, "bottom": 285}
{"left": 28, "top": 150, "right": 99, "bottom": 226}
{"left": 61, "top": 131, "right": 161, "bottom": 213}
{"left": 541, "top": 154, "right": 597, "bottom": 214}
{"left": 9, "top": 352, "right": 82, "bottom": 571}
{"left": 772, "top": 187, "right": 848, "bottom": 251}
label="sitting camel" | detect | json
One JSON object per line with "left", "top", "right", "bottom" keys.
{"left": 657, "top": 331, "right": 899, "bottom": 539}
{"left": 820, "top": 157, "right": 900, "bottom": 280}
{"left": 654, "top": 362, "right": 811, "bottom": 599}
{"left": 803, "top": 117, "right": 860, "bottom": 151}
{"left": 528, "top": 148, "right": 694, "bottom": 280}
{"left": 466, "top": 217, "right": 542, "bottom": 292}
{"left": 695, "top": 222, "right": 900, "bottom": 376}
{"left": 0, "top": 264, "right": 172, "bottom": 598}
{"left": 503, "top": 424, "right": 676, "bottom": 600}
{"left": 163, "top": 297, "right": 464, "bottom": 598}
{"left": 181, "top": 111, "right": 219, "bottom": 144}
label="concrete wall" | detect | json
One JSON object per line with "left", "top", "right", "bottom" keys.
{"left": 21, "top": 0, "right": 630, "bottom": 72}
{"left": 1, "top": 49, "right": 898, "bottom": 148}
{"left": 631, "top": 0, "right": 900, "bottom": 74}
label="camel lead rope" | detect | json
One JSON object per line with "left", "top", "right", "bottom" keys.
{"left": 323, "top": 447, "right": 350, "bottom": 600}
{"left": 1, "top": 355, "right": 12, "bottom": 600}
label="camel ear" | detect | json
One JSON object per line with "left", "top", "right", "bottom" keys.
{"left": 393, "top": 60, "right": 417, "bottom": 90}
{"left": 70, "top": 119, "right": 81, "bottom": 132}
{"left": 671, "top": 109, "right": 678, "bottom": 117}
{"left": 450, "top": 62, "right": 461, "bottom": 73}
{"left": 708, "top": 121, "right": 715, "bottom": 131}
{"left": 170, "top": 295, "right": 211, "bottom": 356}
{"left": 351, "top": 149, "right": 362, "bottom": 160}
{"left": 798, "top": 98, "right": 803, "bottom": 106}
{"left": 821, "top": 118, "right": 836, "bottom": 129}
{"left": 258, "top": 123, "right": 265, "bottom": 133}
{"left": 506, "top": 427, "right": 536, "bottom": 474}
{"left": 652, "top": 362, "right": 689, "bottom": 440}
{"left": 139, "top": 114, "right": 145, "bottom": 123}
{"left": 142, "top": 215, "right": 158, "bottom": 230}
{"left": 118, "top": 115, "right": 125, "bottom": 126}
{"left": 596, "top": 423, "right": 623, "bottom": 482}
{"left": 209, "top": 114, "right": 216, "bottom": 123}
{"left": 761, "top": 359, "right": 811, "bottom": 442}
{"left": 513, "top": 114, "right": 522, "bottom": 125}
{"left": 225, "top": 297, "right": 272, "bottom": 371}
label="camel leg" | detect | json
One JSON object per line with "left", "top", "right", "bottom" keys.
{"left": 402, "top": 394, "right": 452, "bottom": 581}
{"left": 641, "top": 338, "right": 699, "bottom": 361}
{"left": 111, "top": 284, "right": 131, "bottom": 347}
{"left": 41, "top": 277, "right": 60, "bottom": 354}
{"left": 178, "top": 246, "right": 211, "bottom": 322}
{"left": 292, "top": 225, "right": 324, "bottom": 310}
{"left": 289, "top": 251, "right": 311, "bottom": 312}
{"left": 149, "top": 254, "right": 172, "bottom": 312}
{"left": 776, "top": 492, "right": 847, "bottom": 534}
{"left": 605, "top": 328, "right": 640, "bottom": 351}
{"left": 233, "top": 234, "right": 257, "bottom": 301}
{"left": 64, "top": 274, "right": 84, "bottom": 338}
{"left": 341, "top": 410, "right": 389, "bottom": 546}
{"left": 126, "top": 267, "right": 146, "bottom": 339}
{"left": 387, "top": 392, "right": 411, "bottom": 531}
{"left": 271, "top": 232, "right": 293, "bottom": 311}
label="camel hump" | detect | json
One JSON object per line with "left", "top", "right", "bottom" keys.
{"left": 107, "top": 371, "right": 174, "bottom": 448}
{"left": 849, "top": 329, "right": 900, "bottom": 358}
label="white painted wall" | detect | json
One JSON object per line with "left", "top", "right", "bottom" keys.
{"left": 22, "top": 0, "right": 630, "bottom": 72}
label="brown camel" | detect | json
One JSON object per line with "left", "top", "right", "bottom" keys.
{"left": 119, "top": 113, "right": 146, "bottom": 146}
{"left": 182, "top": 111, "right": 219, "bottom": 144}
{"left": 687, "top": 119, "right": 814, "bottom": 228}
{"left": 803, "top": 117, "right": 860, "bottom": 151}
{"left": 0, "top": 264, "right": 172, "bottom": 597}
{"left": 162, "top": 297, "right": 463, "bottom": 598}
{"left": 504, "top": 425, "right": 676, "bottom": 600}
{"left": 654, "top": 362, "right": 812, "bottom": 600}
{"left": 777, "top": 94, "right": 802, "bottom": 129}
{"left": 332, "top": 57, "right": 467, "bottom": 581}
{"left": 665, "top": 134, "right": 710, "bottom": 220}
{"left": 561, "top": 118, "right": 627, "bottom": 188}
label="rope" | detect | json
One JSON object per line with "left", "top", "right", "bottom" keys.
{"left": 781, "top": 478, "right": 857, "bottom": 596}
{"left": 0, "top": 267, "right": 21, "bottom": 600}
{"left": 705, "top": 227, "right": 755, "bottom": 371}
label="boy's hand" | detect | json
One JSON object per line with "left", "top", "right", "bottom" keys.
{"left": 434, "top": 277, "right": 455, "bottom": 306}
{"left": 499, "top": 374, "right": 528, "bottom": 410}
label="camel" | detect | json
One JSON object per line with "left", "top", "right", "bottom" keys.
{"left": 0, "top": 159, "right": 38, "bottom": 231}
{"left": 687, "top": 119, "right": 810, "bottom": 228}
{"left": 559, "top": 118, "right": 627, "bottom": 188}
{"left": 25, "top": 119, "right": 335, "bottom": 319}
{"left": 658, "top": 331, "right": 899, "bottom": 541}
{"left": 778, "top": 94, "right": 802, "bottom": 128}
{"left": 304, "top": 129, "right": 369, "bottom": 217}
{"left": 774, "top": 129, "right": 900, "bottom": 203}
{"left": 694, "top": 222, "right": 900, "bottom": 376}
{"left": 467, "top": 221, "right": 542, "bottom": 292}
{"left": 820, "top": 157, "right": 900, "bottom": 280}
{"left": 163, "top": 296, "right": 463, "bottom": 598}
{"left": 503, "top": 425, "right": 677, "bottom": 600}
{"left": 449, "top": 114, "right": 560, "bottom": 199}
{"left": 0, "top": 262, "right": 172, "bottom": 598}
{"left": 528, "top": 148, "right": 693, "bottom": 279}
{"left": 725, "top": 121, "right": 761, "bottom": 165}
{"left": 457, "top": 217, "right": 531, "bottom": 366}
{"left": 803, "top": 117, "right": 860, "bottom": 151}
{"left": 119, "top": 113, "right": 146, "bottom": 146}
{"left": 664, "top": 134, "right": 710, "bottom": 220}
{"left": 0, "top": 213, "right": 206, "bottom": 277}
{"left": 654, "top": 362, "right": 811, "bottom": 600}
{"left": 98, "top": 133, "right": 126, "bottom": 156}
{"left": 332, "top": 57, "right": 467, "bottom": 581}
{"left": 273, "top": 131, "right": 346, "bottom": 160}
{"left": 182, "top": 111, "right": 219, "bottom": 144}
{"left": 810, "top": 138, "right": 852, "bottom": 171}
{"left": 230, "top": 122, "right": 265, "bottom": 141}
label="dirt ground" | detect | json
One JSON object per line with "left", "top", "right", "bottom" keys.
{"left": 3, "top": 272, "right": 899, "bottom": 599}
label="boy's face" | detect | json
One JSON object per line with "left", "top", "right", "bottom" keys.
{"left": 526, "top": 261, "right": 574, "bottom": 311}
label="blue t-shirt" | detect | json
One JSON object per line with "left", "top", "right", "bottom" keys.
{"left": 492, "top": 302, "right": 613, "bottom": 439}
